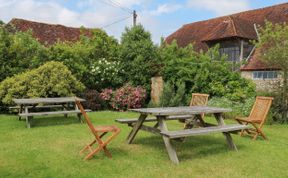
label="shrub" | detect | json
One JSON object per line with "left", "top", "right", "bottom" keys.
{"left": 48, "top": 28, "right": 121, "bottom": 89}
{"left": 100, "top": 84, "right": 146, "bottom": 111}
{"left": 0, "top": 27, "right": 47, "bottom": 82}
{"left": 159, "top": 42, "right": 256, "bottom": 102}
{"left": 80, "top": 89, "right": 104, "bottom": 111}
{"left": 90, "top": 58, "right": 122, "bottom": 89}
{"left": 156, "top": 81, "right": 187, "bottom": 107}
{"left": 208, "top": 97, "right": 255, "bottom": 119}
{"left": 0, "top": 61, "right": 84, "bottom": 104}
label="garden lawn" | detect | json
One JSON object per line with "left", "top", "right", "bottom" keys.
{"left": 0, "top": 112, "right": 288, "bottom": 178}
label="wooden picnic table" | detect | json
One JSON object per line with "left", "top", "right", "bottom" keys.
{"left": 116, "top": 106, "right": 249, "bottom": 164}
{"left": 13, "top": 97, "right": 90, "bottom": 128}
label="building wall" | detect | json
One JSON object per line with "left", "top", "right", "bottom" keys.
{"left": 241, "top": 71, "right": 282, "bottom": 92}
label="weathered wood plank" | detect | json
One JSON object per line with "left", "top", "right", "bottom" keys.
{"left": 10, "top": 105, "right": 64, "bottom": 110}
{"left": 19, "top": 109, "right": 91, "bottom": 117}
{"left": 157, "top": 116, "right": 179, "bottom": 164}
{"left": 130, "top": 123, "right": 161, "bottom": 135}
{"left": 130, "top": 106, "right": 231, "bottom": 116}
{"left": 161, "top": 124, "right": 249, "bottom": 139}
{"left": 126, "top": 114, "right": 148, "bottom": 144}
{"left": 214, "top": 113, "right": 238, "bottom": 151}
{"left": 13, "top": 97, "right": 85, "bottom": 105}
{"left": 116, "top": 115, "right": 193, "bottom": 124}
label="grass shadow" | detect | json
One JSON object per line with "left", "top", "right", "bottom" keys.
{"left": 133, "top": 134, "right": 247, "bottom": 161}
{"left": 79, "top": 147, "right": 129, "bottom": 161}
{"left": 26, "top": 115, "right": 81, "bottom": 127}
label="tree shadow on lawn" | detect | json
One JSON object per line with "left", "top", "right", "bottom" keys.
{"left": 24, "top": 115, "right": 81, "bottom": 127}
{"left": 133, "top": 134, "right": 247, "bottom": 161}
{"left": 79, "top": 147, "right": 129, "bottom": 161}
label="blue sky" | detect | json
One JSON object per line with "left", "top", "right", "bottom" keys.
{"left": 0, "top": 0, "right": 287, "bottom": 43}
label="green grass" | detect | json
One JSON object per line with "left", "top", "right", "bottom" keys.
{"left": 0, "top": 112, "right": 288, "bottom": 178}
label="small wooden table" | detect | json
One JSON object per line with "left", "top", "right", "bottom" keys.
{"left": 117, "top": 106, "right": 248, "bottom": 164}
{"left": 13, "top": 97, "right": 89, "bottom": 128}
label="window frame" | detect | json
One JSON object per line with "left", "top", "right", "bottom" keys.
{"left": 252, "top": 71, "right": 278, "bottom": 80}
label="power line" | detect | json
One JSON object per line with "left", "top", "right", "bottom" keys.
{"left": 96, "top": 0, "right": 133, "bottom": 14}
{"left": 106, "top": 0, "right": 133, "bottom": 14}
{"left": 100, "top": 16, "right": 132, "bottom": 29}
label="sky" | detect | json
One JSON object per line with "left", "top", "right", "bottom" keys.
{"left": 0, "top": 0, "right": 287, "bottom": 43}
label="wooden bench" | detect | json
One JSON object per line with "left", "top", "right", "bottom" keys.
{"left": 9, "top": 105, "right": 64, "bottom": 111}
{"left": 116, "top": 115, "right": 193, "bottom": 125}
{"left": 19, "top": 109, "right": 91, "bottom": 117}
{"left": 161, "top": 124, "right": 249, "bottom": 139}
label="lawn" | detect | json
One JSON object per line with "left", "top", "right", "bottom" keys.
{"left": 0, "top": 112, "right": 288, "bottom": 178}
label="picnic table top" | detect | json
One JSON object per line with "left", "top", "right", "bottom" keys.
{"left": 13, "top": 97, "right": 85, "bottom": 105}
{"left": 129, "top": 106, "right": 232, "bottom": 116}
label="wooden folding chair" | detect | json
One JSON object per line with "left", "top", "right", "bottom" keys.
{"left": 235, "top": 96, "right": 273, "bottom": 140}
{"left": 75, "top": 100, "right": 120, "bottom": 160}
{"left": 182, "top": 93, "right": 209, "bottom": 128}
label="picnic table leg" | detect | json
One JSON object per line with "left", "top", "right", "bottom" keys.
{"left": 24, "top": 106, "right": 31, "bottom": 128}
{"left": 214, "top": 113, "right": 237, "bottom": 151}
{"left": 157, "top": 116, "right": 179, "bottom": 164}
{"left": 63, "top": 103, "right": 68, "bottom": 118}
{"left": 18, "top": 105, "right": 23, "bottom": 121}
{"left": 74, "top": 103, "right": 83, "bottom": 123}
{"left": 126, "top": 114, "right": 147, "bottom": 144}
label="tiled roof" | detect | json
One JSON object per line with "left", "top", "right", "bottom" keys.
{"left": 7, "top": 18, "right": 93, "bottom": 45}
{"left": 241, "top": 49, "right": 280, "bottom": 71}
{"left": 202, "top": 16, "right": 257, "bottom": 42}
{"left": 165, "top": 3, "right": 288, "bottom": 70}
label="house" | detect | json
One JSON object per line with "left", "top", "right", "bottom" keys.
{"left": 165, "top": 3, "right": 288, "bottom": 91}
{"left": 6, "top": 18, "right": 92, "bottom": 46}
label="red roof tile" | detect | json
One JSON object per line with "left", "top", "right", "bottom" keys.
{"left": 165, "top": 3, "right": 288, "bottom": 70}
{"left": 241, "top": 48, "right": 281, "bottom": 71}
{"left": 7, "top": 18, "right": 93, "bottom": 45}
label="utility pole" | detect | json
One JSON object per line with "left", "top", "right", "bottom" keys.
{"left": 133, "top": 10, "right": 137, "bottom": 26}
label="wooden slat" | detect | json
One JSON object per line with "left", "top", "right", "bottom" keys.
{"left": 161, "top": 124, "right": 249, "bottom": 139}
{"left": 130, "top": 123, "right": 161, "bottom": 135}
{"left": 116, "top": 115, "right": 193, "bottom": 124}
{"left": 130, "top": 106, "right": 231, "bottom": 116}
{"left": 19, "top": 109, "right": 91, "bottom": 117}
{"left": 9, "top": 105, "right": 64, "bottom": 110}
{"left": 13, "top": 97, "right": 85, "bottom": 105}
{"left": 116, "top": 118, "right": 156, "bottom": 124}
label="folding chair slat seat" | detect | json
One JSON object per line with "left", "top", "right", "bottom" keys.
{"left": 75, "top": 100, "right": 120, "bottom": 160}
{"left": 235, "top": 96, "right": 273, "bottom": 140}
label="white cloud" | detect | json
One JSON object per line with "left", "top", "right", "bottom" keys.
{"left": 187, "top": 0, "right": 250, "bottom": 16}
{"left": 150, "top": 4, "right": 182, "bottom": 16}
{"left": 0, "top": 0, "right": 174, "bottom": 43}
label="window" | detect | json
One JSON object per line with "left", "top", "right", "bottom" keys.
{"left": 219, "top": 47, "right": 240, "bottom": 62}
{"left": 252, "top": 71, "right": 278, "bottom": 79}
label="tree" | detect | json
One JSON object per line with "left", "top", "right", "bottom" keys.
{"left": 0, "top": 27, "right": 47, "bottom": 82}
{"left": 48, "top": 28, "right": 121, "bottom": 89}
{"left": 160, "top": 41, "right": 255, "bottom": 102}
{"left": 255, "top": 21, "right": 288, "bottom": 123}
{"left": 120, "top": 25, "right": 160, "bottom": 91}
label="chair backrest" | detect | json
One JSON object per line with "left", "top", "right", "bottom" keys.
{"left": 248, "top": 96, "right": 273, "bottom": 125}
{"left": 75, "top": 100, "right": 98, "bottom": 135}
{"left": 190, "top": 93, "right": 209, "bottom": 106}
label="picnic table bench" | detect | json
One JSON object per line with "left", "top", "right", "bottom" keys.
{"left": 13, "top": 97, "right": 91, "bottom": 128}
{"left": 116, "top": 106, "right": 249, "bottom": 164}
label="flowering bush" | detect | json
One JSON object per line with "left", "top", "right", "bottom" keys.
{"left": 99, "top": 88, "right": 113, "bottom": 101}
{"left": 90, "top": 58, "right": 123, "bottom": 89}
{"left": 100, "top": 84, "right": 146, "bottom": 111}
